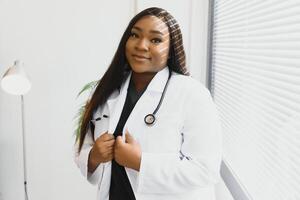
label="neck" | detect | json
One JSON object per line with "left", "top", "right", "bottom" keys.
{"left": 131, "top": 71, "right": 157, "bottom": 92}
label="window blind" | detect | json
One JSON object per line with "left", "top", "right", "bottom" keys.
{"left": 210, "top": 0, "right": 300, "bottom": 199}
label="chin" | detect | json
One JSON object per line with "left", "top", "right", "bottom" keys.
{"left": 130, "top": 65, "right": 150, "bottom": 73}
{"left": 131, "top": 68, "right": 150, "bottom": 74}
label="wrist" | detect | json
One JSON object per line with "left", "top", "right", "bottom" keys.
{"left": 88, "top": 147, "right": 99, "bottom": 172}
{"left": 133, "top": 152, "right": 141, "bottom": 171}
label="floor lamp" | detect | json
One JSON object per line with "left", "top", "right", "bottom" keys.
{"left": 1, "top": 60, "right": 31, "bottom": 200}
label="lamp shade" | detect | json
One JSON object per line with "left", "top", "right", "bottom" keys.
{"left": 1, "top": 60, "right": 31, "bottom": 95}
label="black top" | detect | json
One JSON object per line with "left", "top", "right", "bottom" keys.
{"left": 109, "top": 77, "right": 148, "bottom": 200}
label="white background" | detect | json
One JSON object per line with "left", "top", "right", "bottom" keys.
{"left": 0, "top": 0, "right": 232, "bottom": 200}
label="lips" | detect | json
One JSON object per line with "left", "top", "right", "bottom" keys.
{"left": 132, "top": 54, "right": 150, "bottom": 60}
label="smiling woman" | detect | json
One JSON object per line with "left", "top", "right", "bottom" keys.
{"left": 74, "top": 7, "right": 222, "bottom": 200}
{"left": 125, "top": 15, "right": 170, "bottom": 74}
{"left": 125, "top": 15, "right": 171, "bottom": 92}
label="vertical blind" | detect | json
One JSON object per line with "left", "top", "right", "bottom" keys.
{"left": 210, "top": 0, "right": 300, "bottom": 199}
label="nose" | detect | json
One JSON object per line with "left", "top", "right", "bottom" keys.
{"left": 135, "top": 39, "right": 149, "bottom": 51}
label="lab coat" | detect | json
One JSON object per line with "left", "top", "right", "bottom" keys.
{"left": 74, "top": 67, "right": 222, "bottom": 200}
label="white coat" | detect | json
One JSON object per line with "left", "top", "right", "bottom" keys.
{"left": 74, "top": 67, "right": 222, "bottom": 200}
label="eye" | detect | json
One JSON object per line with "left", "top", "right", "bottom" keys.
{"left": 151, "top": 38, "right": 162, "bottom": 44}
{"left": 130, "top": 32, "right": 138, "bottom": 38}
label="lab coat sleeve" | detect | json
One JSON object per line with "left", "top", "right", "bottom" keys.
{"left": 136, "top": 82, "right": 222, "bottom": 194}
{"left": 74, "top": 126, "right": 104, "bottom": 185}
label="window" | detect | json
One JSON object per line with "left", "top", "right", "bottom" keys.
{"left": 210, "top": 0, "right": 300, "bottom": 199}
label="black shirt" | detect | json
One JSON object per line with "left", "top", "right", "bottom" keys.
{"left": 109, "top": 76, "right": 148, "bottom": 200}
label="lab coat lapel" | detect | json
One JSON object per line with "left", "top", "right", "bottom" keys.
{"left": 107, "top": 73, "right": 131, "bottom": 134}
{"left": 123, "top": 67, "right": 170, "bottom": 139}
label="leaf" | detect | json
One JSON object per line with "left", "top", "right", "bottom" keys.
{"left": 76, "top": 80, "right": 98, "bottom": 99}
{"left": 74, "top": 104, "right": 86, "bottom": 142}
{"left": 74, "top": 80, "right": 98, "bottom": 141}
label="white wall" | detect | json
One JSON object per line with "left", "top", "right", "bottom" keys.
{"left": 0, "top": 0, "right": 232, "bottom": 200}
{"left": 0, "top": 0, "right": 134, "bottom": 199}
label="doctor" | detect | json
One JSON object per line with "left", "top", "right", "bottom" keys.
{"left": 74, "top": 7, "right": 222, "bottom": 200}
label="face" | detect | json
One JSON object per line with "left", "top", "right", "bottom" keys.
{"left": 125, "top": 15, "right": 170, "bottom": 74}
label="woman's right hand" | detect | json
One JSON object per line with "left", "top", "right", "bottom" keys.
{"left": 88, "top": 132, "right": 115, "bottom": 173}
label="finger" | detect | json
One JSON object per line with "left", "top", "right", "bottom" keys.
{"left": 100, "top": 143, "right": 114, "bottom": 151}
{"left": 95, "top": 132, "right": 108, "bottom": 142}
{"left": 104, "top": 150, "right": 114, "bottom": 157}
{"left": 96, "top": 143, "right": 114, "bottom": 154}
{"left": 102, "top": 133, "right": 115, "bottom": 141}
{"left": 115, "top": 136, "right": 123, "bottom": 144}
{"left": 100, "top": 146, "right": 114, "bottom": 153}
{"left": 98, "top": 148, "right": 113, "bottom": 157}
{"left": 103, "top": 153, "right": 114, "bottom": 162}
{"left": 125, "top": 128, "right": 129, "bottom": 134}
{"left": 125, "top": 132, "right": 134, "bottom": 144}
{"left": 104, "top": 139, "right": 115, "bottom": 147}
{"left": 96, "top": 134, "right": 114, "bottom": 143}
{"left": 114, "top": 139, "right": 121, "bottom": 151}
{"left": 105, "top": 146, "right": 114, "bottom": 153}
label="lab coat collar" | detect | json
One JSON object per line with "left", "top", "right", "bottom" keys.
{"left": 146, "top": 67, "right": 170, "bottom": 93}
{"left": 108, "top": 66, "right": 170, "bottom": 101}
{"left": 122, "top": 66, "right": 170, "bottom": 94}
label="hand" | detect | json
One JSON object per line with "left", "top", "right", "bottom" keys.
{"left": 114, "top": 130, "right": 142, "bottom": 171}
{"left": 89, "top": 132, "right": 115, "bottom": 167}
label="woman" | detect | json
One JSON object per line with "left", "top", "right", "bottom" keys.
{"left": 74, "top": 7, "right": 222, "bottom": 200}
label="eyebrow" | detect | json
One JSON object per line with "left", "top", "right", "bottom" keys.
{"left": 132, "top": 26, "right": 164, "bottom": 36}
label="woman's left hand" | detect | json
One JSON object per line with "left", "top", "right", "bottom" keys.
{"left": 114, "top": 130, "right": 141, "bottom": 171}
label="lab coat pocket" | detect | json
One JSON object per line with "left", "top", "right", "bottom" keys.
{"left": 92, "top": 114, "right": 109, "bottom": 140}
{"left": 146, "top": 115, "right": 182, "bottom": 153}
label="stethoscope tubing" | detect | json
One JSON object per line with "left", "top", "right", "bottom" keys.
{"left": 144, "top": 69, "right": 172, "bottom": 126}
{"left": 90, "top": 69, "right": 172, "bottom": 126}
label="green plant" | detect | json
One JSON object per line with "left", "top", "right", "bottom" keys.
{"left": 74, "top": 80, "right": 98, "bottom": 142}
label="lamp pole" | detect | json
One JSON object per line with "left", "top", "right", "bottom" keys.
{"left": 21, "top": 95, "right": 29, "bottom": 200}
{"left": 1, "top": 60, "right": 31, "bottom": 200}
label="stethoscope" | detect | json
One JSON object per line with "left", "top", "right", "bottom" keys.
{"left": 91, "top": 70, "right": 172, "bottom": 126}
{"left": 144, "top": 69, "right": 172, "bottom": 126}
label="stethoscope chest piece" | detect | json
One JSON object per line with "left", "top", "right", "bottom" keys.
{"left": 144, "top": 114, "right": 156, "bottom": 125}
